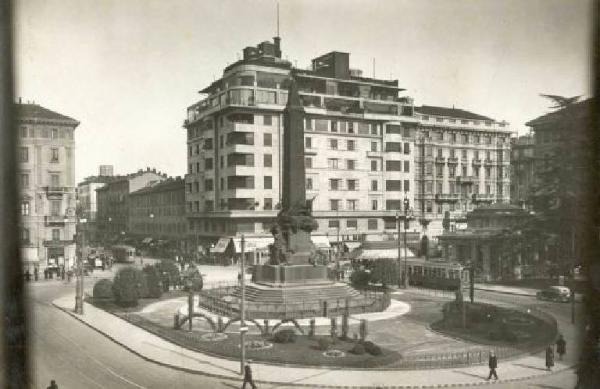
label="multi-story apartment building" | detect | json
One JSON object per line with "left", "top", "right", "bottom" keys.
{"left": 510, "top": 135, "right": 535, "bottom": 208}
{"left": 76, "top": 165, "right": 115, "bottom": 243}
{"left": 183, "top": 38, "right": 418, "bottom": 253}
{"left": 414, "top": 106, "right": 512, "bottom": 237}
{"left": 17, "top": 102, "right": 79, "bottom": 272}
{"left": 96, "top": 168, "right": 167, "bottom": 241}
{"left": 129, "top": 177, "right": 187, "bottom": 251}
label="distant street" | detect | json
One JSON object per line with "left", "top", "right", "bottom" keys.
{"left": 27, "top": 270, "right": 581, "bottom": 388}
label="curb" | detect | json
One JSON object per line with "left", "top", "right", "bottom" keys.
{"left": 52, "top": 300, "right": 575, "bottom": 388}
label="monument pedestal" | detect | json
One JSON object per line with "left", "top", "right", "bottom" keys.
{"left": 254, "top": 264, "right": 330, "bottom": 287}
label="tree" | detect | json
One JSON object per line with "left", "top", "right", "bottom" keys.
{"left": 112, "top": 267, "right": 142, "bottom": 307}
{"left": 369, "top": 259, "right": 399, "bottom": 287}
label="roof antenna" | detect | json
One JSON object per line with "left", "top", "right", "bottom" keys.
{"left": 276, "top": 1, "right": 280, "bottom": 37}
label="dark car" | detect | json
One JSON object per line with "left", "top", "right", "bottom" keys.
{"left": 536, "top": 286, "right": 571, "bottom": 303}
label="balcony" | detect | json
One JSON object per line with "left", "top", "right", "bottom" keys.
{"left": 473, "top": 194, "right": 495, "bottom": 203}
{"left": 447, "top": 157, "right": 459, "bottom": 164}
{"left": 484, "top": 159, "right": 495, "bottom": 166}
{"left": 456, "top": 176, "right": 477, "bottom": 184}
{"left": 44, "top": 215, "right": 67, "bottom": 226}
{"left": 43, "top": 186, "right": 68, "bottom": 196}
{"left": 43, "top": 239, "right": 75, "bottom": 247}
{"left": 435, "top": 156, "right": 446, "bottom": 164}
{"left": 435, "top": 193, "right": 460, "bottom": 202}
{"left": 472, "top": 159, "right": 482, "bottom": 166}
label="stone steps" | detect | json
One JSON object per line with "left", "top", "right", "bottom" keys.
{"left": 230, "top": 283, "right": 363, "bottom": 304}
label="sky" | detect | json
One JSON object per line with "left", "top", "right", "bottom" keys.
{"left": 14, "top": 0, "right": 593, "bottom": 182}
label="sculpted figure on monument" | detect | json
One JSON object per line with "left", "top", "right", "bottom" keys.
{"left": 268, "top": 225, "right": 288, "bottom": 265}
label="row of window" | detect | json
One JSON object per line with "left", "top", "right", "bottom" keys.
{"left": 21, "top": 199, "right": 63, "bottom": 216}
{"left": 420, "top": 128, "right": 508, "bottom": 144}
{"left": 19, "top": 126, "right": 73, "bottom": 140}
{"left": 19, "top": 147, "right": 61, "bottom": 163}
{"left": 305, "top": 118, "right": 381, "bottom": 136}
{"left": 187, "top": 176, "right": 274, "bottom": 193}
{"left": 424, "top": 147, "right": 503, "bottom": 160}
{"left": 20, "top": 227, "right": 62, "bottom": 243}
{"left": 424, "top": 164, "right": 497, "bottom": 178}
{"left": 19, "top": 173, "right": 61, "bottom": 188}
{"left": 322, "top": 178, "right": 410, "bottom": 192}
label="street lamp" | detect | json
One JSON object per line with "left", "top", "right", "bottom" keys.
{"left": 239, "top": 234, "right": 247, "bottom": 375}
{"left": 396, "top": 196, "right": 412, "bottom": 289}
{"left": 75, "top": 217, "right": 87, "bottom": 315}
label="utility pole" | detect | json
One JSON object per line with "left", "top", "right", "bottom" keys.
{"left": 403, "top": 197, "right": 410, "bottom": 289}
{"left": 240, "top": 235, "right": 247, "bottom": 374}
{"left": 571, "top": 226, "right": 575, "bottom": 324}
{"left": 75, "top": 218, "right": 86, "bottom": 314}
{"left": 396, "top": 212, "right": 402, "bottom": 288}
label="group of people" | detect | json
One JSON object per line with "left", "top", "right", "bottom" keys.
{"left": 23, "top": 266, "right": 73, "bottom": 283}
{"left": 487, "top": 334, "right": 567, "bottom": 380}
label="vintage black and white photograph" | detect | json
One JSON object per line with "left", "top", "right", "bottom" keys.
{"left": 2, "top": 0, "right": 598, "bottom": 388}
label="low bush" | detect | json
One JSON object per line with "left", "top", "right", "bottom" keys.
{"left": 143, "top": 265, "right": 163, "bottom": 298}
{"left": 350, "top": 343, "right": 366, "bottom": 355}
{"left": 112, "top": 267, "right": 141, "bottom": 307}
{"left": 350, "top": 270, "right": 371, "bottom": 289}
{"left": 272, "top": 329, "right": 296, "bottom": 344}
{"left": 318, "top": 337, "right": 332, "bottom": 351}
{"left": 93, "top": 279, "right": 113, "bottom": 300}
{"left": 362, "top": 340, "right": 382, "bottom": 356}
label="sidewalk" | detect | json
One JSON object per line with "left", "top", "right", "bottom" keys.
{"left": 474, "top": 284, "right": 537, "bottom": 297}
{"left": 53, "top": 293, "right": 573, "bottom": 388}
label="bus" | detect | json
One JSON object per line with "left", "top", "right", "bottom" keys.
{"left": 111, "top": 245, "right": 136, "bottom": 263}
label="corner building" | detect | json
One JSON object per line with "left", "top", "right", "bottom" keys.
{"left": 414, "top": 106, "right": 512, "bottom": 237}
{"left": 17, "top": 102, "right": 79, "bottom": 272}
{"left": 184, "top": 38, "right": 418, "bottom": 255}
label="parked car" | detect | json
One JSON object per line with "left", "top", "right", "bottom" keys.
{"left": 536, "top": 286, "right": 571, "bottom": 302}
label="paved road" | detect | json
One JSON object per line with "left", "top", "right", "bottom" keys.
{"left": 28, "top": 280, "right": 234, "bottom": 389}
{"left": 28, "top": 275, "right": 582, "bottom": 388}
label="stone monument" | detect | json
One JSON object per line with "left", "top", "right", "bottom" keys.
{"left": 253, "top": 77, "right": 329, "bottom": 286}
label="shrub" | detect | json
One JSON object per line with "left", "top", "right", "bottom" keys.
{"left": 157, "top": 260, "right": 180, "bottom": 283}
{"left": 350, "top": 270, "right": 371, "bottom": 289}
{"left": 143, "top": 265, "right": 163, "bottom": 298}
{"left": 362, "top": 340, "right": 382, "bottom": 356}
{"left": 272, "top": 329, "right": 296, "bottom": 343}
{"left": 318, "top": 337, "right": 332, "bottom": 351}
{"left": 93, "top": 279, "right": 113, "bottom": 300}
{"left": 350, "top": 343, "right": 366, "bottom": 355}
{"left": 112, "top": 267, "right": 141, "bottom": 307}
{"left": 369, "top": 259, "right": 399, "bottom": 287}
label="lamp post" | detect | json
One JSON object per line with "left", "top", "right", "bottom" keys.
{"left": 403, "top": 197, "right": 411, "bottom": 289}
{"left": 239, "top": 234, "right": 247, "bottom": 375}
{"left": 75, "top": 217, "right": 87, "bottom": 314}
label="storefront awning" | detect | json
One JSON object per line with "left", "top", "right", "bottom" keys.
{"left": 353, "top": 247, "right": 417, "bottom": 260}
{"left": 344, "top": 242, "right": 361, "bottom": 251}
{"left": 233, "top": 237, "right": 273, "bottom": 253}
{"left": 311, "top": 235, "right": 331, "bottom": 249}
{"left": 211, "top": 237, "right": 231, "bottom": 253}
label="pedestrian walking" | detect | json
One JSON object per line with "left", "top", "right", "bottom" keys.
{"left": 34, "top": 266, "right": 39, "bottom": 281}
{"left": 47, "top": 379, "right": 58, "bottom": 389}
{"left": 556, "top": 334, "right": 566, "bottom": 360}
{"left": 24, "top": 269, "right": 31, "bottom": 282}
{"left": 241, "top": 363, "right": 257, "bottom": 389}
{"left": 487, "top": 350, "right": 498, "bottom": 380}
{"left": 546, "top": 345, "right": 555, "bottom": 370}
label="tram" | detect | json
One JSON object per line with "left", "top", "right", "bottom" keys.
{"left": 111, "top": 245, "right": 136, "bottom": 263}
{"left": 405, "top": 257, "right": 470, "bottom": 290}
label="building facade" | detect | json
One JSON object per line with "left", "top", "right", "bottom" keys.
{"left": 17, "top": 102, "right": 79, "bottom": 272}
{"left": 438, "top": 204, "right": 533, "bottom": 281}
{"left": 76, "top": 165, "right": 115, "bottom": 243}
{"left": 96, "top": 168, "right": 167, "bottom": 242}
{"left": 128, "top": 177, "right": 187, "bottom": 250}
{"left": 183, "top": 37, "right": 418, "bottom": 253}
{"left": 510, "top": 134, "right": 535, "bottom": 208}
{"left": 414, "top": 106, "right": 512, "bottom": 237}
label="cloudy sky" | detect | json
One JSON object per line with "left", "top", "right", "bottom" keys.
{"left": 14, "top": 0, "right": 593, "bottom": 182}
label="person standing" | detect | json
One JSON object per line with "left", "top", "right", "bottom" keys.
{"left": 241, "top": 363, "right": 257, "bottom": 389}
{"left": 47, "top": 379, "right": 58, "bottom": 389}
{"left": 487, "top": 350, "right": 498, "bottom": 380}
{"left": 546, "top": 345, "right": 555, "bottom": 370}
{"left": 556, "top": 334, "right": 567, "bottom": 361}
